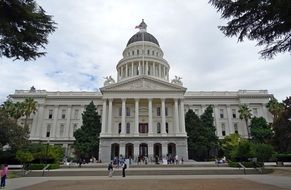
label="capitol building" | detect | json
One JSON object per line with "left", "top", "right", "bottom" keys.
{"left": 11, "top": 20, "right": 273, "bottom": 161}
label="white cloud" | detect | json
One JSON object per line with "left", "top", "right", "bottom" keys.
{"left": 0, "top": 0, "right": 290, "bottom": 103}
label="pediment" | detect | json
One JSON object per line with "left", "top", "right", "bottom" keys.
{"left": 100, "top": 76, "right": 186, "bottom": 92}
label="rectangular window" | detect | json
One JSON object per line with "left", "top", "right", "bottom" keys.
{"left": 221, "top": 123, "right": 226, "bottom": 136}
{"left": 232, "top": 109, "right": 237, "bottom": 118}
{"left": 74, "top": 109, "right": 79, "bottom": 119}
{"left": 46, "top": 124, "right": 51, "bottom": 137}
{"left": 157, "top": 107, "right": 161, "bottom": 116}
{"left": 48, "top": 110, "right": 53, "bottom": 119}
{"left": 61, "top": 109, "right": 66, "bottom": 119}
{"left": 126, "top": 107, "right": 130, "bottom": 116}
{"left": 253, "top": 108, "right": 258, "bottom": 117}
{"left": 137, "top": 49, "right": 139, "bottom": 55}
{"left": 147, "top": 50, "right": 150, "bottom": 55}
{"left": 234, "top": 123, "right": 238, "bottom": 134}
{"left": 119, "top": 107, "right": 122, "bottom": 117}
{"left": 220, "top": 109, "right": 224, "bottom": 119}
{"left": 60, "top": 124, "right": 64, "bottom": 137}
{"left": 165, "top": 107, "right": 168, "bottom": 116}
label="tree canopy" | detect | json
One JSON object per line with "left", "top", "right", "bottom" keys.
{"left": 74, "top": 101, "right": 101, "bottom": 160}
{"left": 0, "top": 0, "right": 56, "bottom": 61}
{"left": 185, "top": 106, "right": 218, "bottom": 161}
{"left": 250, "top": 117, "right": 273, "bottom": 144}
{"left": 272, "top": 96, "right": 291, "bottom": 153}
{"left": 238, "top": 104, "right": 252, "bottom": 137}
{"left": 209, "top": 0, "right": 291, "bottom": 59}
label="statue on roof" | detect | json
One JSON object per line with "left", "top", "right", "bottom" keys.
{"left": 104, "top": 76, "right": 115, "bottom": 86}
{"left": 29, "top": 86, "right": 36, "bottom": 92}
{"left": 171, "top": 76, "right": 183, "bottom": 86}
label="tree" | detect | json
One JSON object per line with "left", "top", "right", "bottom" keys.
{"left": 252, "top": 143, "right": 274, "bottom": 163}
{"left": 16, "top": 150, "right": 34, "bottom": 165}
{"left": 267, "top": 98, "right": 284, "bottom": 120}
{"left": 0, "top": 0, "right": 57, "bottom": 61}
{"left": 74, "top": 101, "right": 101, "bottom": 160}
{"left": 272, "top": 96, "right": 291, "bottom": 153}
{"left": 220, "top": 133, "right": 241, "bottom": 159}
{"left": 250, "top": 117, "right": 273, "bottom": 144}
{"left": 209, "top": 0, "right": 291, "bottom": 59}
{"left": 0, "top": 109, "right": 29, "bottom": 150}
{"left": 238, "top": 104, "right": 252, "bottom": 137}
{"left": 231, "top": 140, "right": 254, "bottom": 162}
{"left": 22, "top": 98, "right": 37, "bottom": 127}
{"left": 185, "top": 106, "right": 218, "bottom": 161}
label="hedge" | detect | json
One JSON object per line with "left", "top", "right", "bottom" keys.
{"left": 275, "top": 154, "right": 291, "bottom": 162}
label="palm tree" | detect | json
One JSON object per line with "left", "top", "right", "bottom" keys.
{"left": 238, "top": 104, "right": 252, "bottom": 138}
{"left": 266, "top": 98, "right": 284, "bottom": 120}
{"left": 23, "top": 98, "right": 38, "bottom": 128}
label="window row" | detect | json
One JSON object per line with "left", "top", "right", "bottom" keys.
{"left": 118, "top": 107, "right": 169, "bottom": 117}
{"left": 48, "top": 109, "right": 80, "bottom": 120}
{"left": 221, "top": 123, "right": 239, "bottom": 137}
{"left": 117, "top": 122, "right": 169, "bottom": 134}
{"left": 45, "top": 123, "right": 78, "bottom": 137}
{"left": 127, "top": 49, "right": 160, "bottom": 57}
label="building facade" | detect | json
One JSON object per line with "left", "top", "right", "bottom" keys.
{"left": 10, "top": 20, "right": 273, "bottom": 161}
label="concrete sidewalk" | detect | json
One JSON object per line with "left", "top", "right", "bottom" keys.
{"left": 6, "top": 174, "right": 291, "bottom": 190}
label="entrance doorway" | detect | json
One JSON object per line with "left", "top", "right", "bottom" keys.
{"left": 125, "top": 143, "right": 134, "bottom": 159}
{"left": 154, "top": 143, "right": 162, "bottom": 159}
{"left": 168, "top": 143, "right": 176, "bottom": 157}
{"left": 139, "top": 143, "right": 148, "bottom": 157}
{"left": 111, "top": 143, "right": 120, "bottom": 160}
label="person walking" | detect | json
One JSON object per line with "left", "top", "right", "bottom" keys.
{"left": 0, "top": 164, "right": 8, "bottom": 189}
{"left": 108, "top": 162, "right": 113, "bottom": 177}
{"left": 121, "top": 162, "right": 127, "bottom": 177}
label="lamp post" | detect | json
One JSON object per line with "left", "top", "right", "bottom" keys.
{"left": 42, "top": 139, "right": 50, "bottom": 176}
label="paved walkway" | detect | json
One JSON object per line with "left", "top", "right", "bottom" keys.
{"left": 6, "top": 175, "right": 291, "bottom": 190}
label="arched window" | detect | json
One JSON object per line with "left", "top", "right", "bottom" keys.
{"left": 118, "top": 123, "right": 121, "bottom": 134}
{"left": 166, "top": 122, "right": 169, "bottom": 133}
{"left": 126, "top": 107, "right": 130, "bottom": 116}
{"left": 152, "top": 50, "right": 154, "bottom": 55}
{"left": 132, "top": 50, "right": 135, "bottom": 55}
{"left": 137, "top": 49, "right": 139, "bottom": 55}
{"left": 157, "top": 122, "right": 161, "bottom": 134}
{"left": 165, "top": 107, "right": 168, "bottom": 116}
{"left": 126, "top": 123, "right": 130, "bottom": 134}
{"left": 157, "top": 107, "right": 161, "bottom": 116}
{"left": 147, "top": 50, "right": 150, "bottom": 55}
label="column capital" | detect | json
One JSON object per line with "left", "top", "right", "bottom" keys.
{"left": 121, "top": 98, "right": 126, "bottom": 101}
{"left": 134, "top": 98, "right": 140, "bottom": 101}
{"left": 108, "top": 98, "right": 113, "bottom": 102}
{"left": 148, "top": 98, "right": 153, "bottom": 101}
{"left": 161, "top": 98, "right": 166, "bottom": 102}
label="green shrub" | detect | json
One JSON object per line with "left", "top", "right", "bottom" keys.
{"left": 275, "top": 154, "right": 291, "bottom": 162}
{"left": 29, "top": 164, "right": 45, "bottom": 170}
{"left": 48, "top": 163, "right": 60, "bottom": 169}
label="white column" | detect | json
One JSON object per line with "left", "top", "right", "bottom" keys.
{"left": 161, "top": 98, "right": 167, "bottom": 135}
{"left": 148, "top": 98, "right": 153, "bottom": 135}
{"left": 159, "top": 64, "right": 161, "bottom": 77}
{"left": 226, "top": 105, "right": 233, "bottom": 134}
{"left": 52, "top": 105, "right": 59, "bottom": 139}
{"left": 146, "top": 61, "right": 148, "bottom": 75}
{"left": 121, "top": 98, "right": 126, "bottom": 135}
{"left": 134, "top": 142, "right": 139, "bottom": 158}
{"left": 65, "top": 105, "right": 72, "bottom": 138}
{"left": 30, "top": 105, "right": 40, "bottom": 138}
{"left": 107, "top": 99, "right": 113, "bottom": 134}
{"left": 35, "top": 104, "right": 44, "bottom": 139}
{"left": 125, "top": 64, "right": 128, "bottom": 77}
{"left": 142, "top": 61, "right": 145, "bottom": 75}
{"left": 138, "top": 61, "right": 141, "bottom": 75}
{"left": 174, "top": 99, "right": 180, "bottom": 134}
{"left": 179, "top": 99, "right": 186, "bottom": 134}
{"left": 101, "top": 99, "right": 107, "bottom": 135}
{"left": 121, "top": 66, "right": 124, "bottom": 79}
{"left": 131, "top": 62, "right": 134, "bottom": 76}
{"left": 153, "top": 62, "right": 156, "bottom": 76}
{"left": 120, "top": 143, "right": 125, "bottom": 157}
{"left": 135, "top": 99, "right": 139, "bottom": 136}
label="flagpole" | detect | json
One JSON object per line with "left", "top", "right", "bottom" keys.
{"left": 142, "top": 30, "right": 144, "bottom": 75}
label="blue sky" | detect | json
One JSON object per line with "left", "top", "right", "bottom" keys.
{"left": 0, "top": 0, "right": 290, "bottom": 103}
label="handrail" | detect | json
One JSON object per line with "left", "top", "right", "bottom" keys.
{"left": 42, "top": 164, "right": 50, "bottom": 176}
{"left": 238, "top": 162, "right": 246, "bottom": 175}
